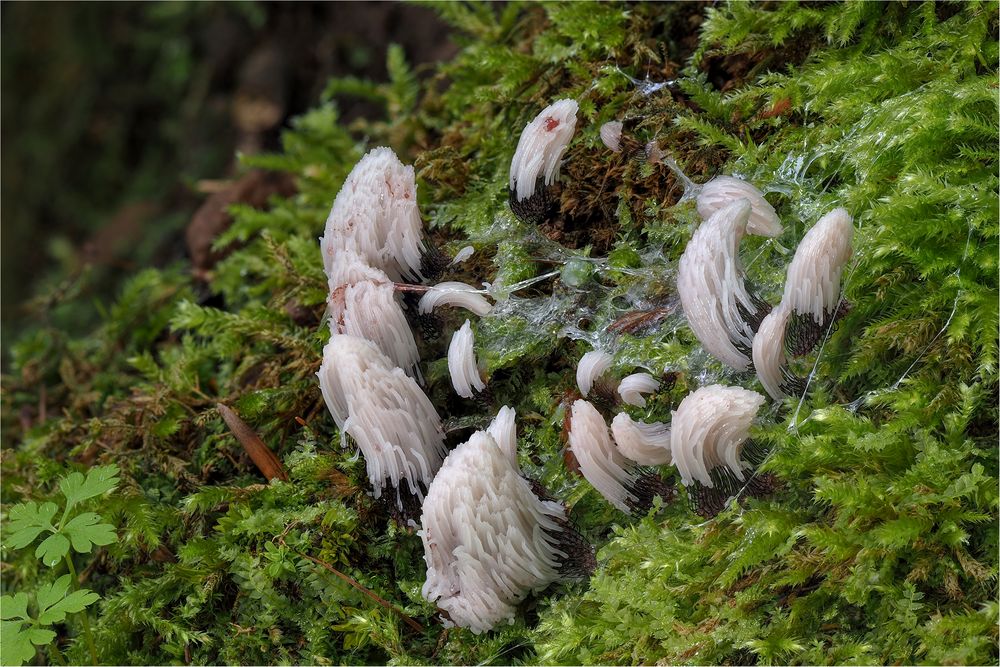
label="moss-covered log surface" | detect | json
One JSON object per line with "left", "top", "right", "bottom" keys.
{"left": 2, "top": 2, "right": 997, "bottom": 665}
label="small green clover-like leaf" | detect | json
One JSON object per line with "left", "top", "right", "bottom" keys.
{"left": 4, "top": 502, "right": 58, "bottom": 550}
{"left": 0, "top": 587, "right": 70, "bottom": 665}
{"left": 59, "top": 464, "right": 120, "bottom": 512}
{"left": 35, "top": 575, "right": 71, "bottom": 614}
{"left": 63, "top": 513, "right": 117, "bottom": 553}
{"left": 35, "top": 575, "right": 99, "bottom": 625}
{"left": 0, "top": 593, "right": 30, "bottom": 620}
{"left": 25, "top": 628, "right": 57, "bottom": 646}
{"left": 38, "top": 590, "right": 100, "bottom": 626}
{"left": 1, "top": 620, "right": 38, "bottom": 666}
{"left": 34, "top": 533, "right": 70, "bottom": 567}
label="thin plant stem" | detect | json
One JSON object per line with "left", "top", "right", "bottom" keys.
{"left": 64, "top": 555, "right": 98, "bottom": 665}
{"left": 279, "top": 537, "right": 424, "bottom": 633}
{"left": 47, "top": 633, "right": 66, "bottom": 666}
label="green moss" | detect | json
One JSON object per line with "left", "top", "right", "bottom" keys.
{"left": 3, "top": 2, "right": 997, "bottom": 665}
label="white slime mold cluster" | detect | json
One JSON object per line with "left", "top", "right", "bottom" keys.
{"left": 317, "top": 335, "right": 446, "bottom": 504}
{"left": 509, "top": 99, "right": 579, "bottom": 203}
{"left": 419, "top": 430, "right": 569, "bottom": 634}
{"left": 308, "top": 99, "right": 857, "bottom": 635}
{"left": 320, "top": 147, "right": 425, "bottom": 282}
{"left": 448, "top": 320, "right": 485, "bottom": 399}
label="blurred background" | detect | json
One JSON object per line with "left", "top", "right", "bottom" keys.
{"left": 1, "top": 1, "right": 455, "bottom": 365}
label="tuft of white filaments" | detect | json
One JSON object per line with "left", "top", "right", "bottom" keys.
{"left": 782, "top": 207, "right": 854, "bottom": 325}
{"left": 576, "top": 350, "right": 613, "bottom": 398}
{"left": 696, "top": 175, "right": 783, "bottom": 237}
{"left": 670, "top": 384, "right": 764, "bottom": 488}
{"left": 599, "top": 121, "right": 623, "bottom": 153}
{"left": 320, "top": 146, "right": 425, "bottom": 282}
{"left": 317, "top": 335, "right": 446, "bottom": 506}
{"left": 448, "top": 320, "right": 486, "bottom": 399}
{"left": 419, "top": 430, "right": 570, "bottom": 634}
{"left": 326, "top": 249, "right": 388, "bottom": 290}
{"left": 509, "top": 99, "right": 579, "bottom": 202}
{"left": 678, "top": 198, "right": 767, "bottom": 371}
{"left": 752, "top": 303, "right": 793, "bottom": 400}
{"left": 450, "top": 245, "right": 475, "bottom": 265}
{"left": 568, "top": 399, "right": 643, "bottom": 512}
{"left": 610, "top": 413, "right": 672, "bottom": 466}
{"left": 749, "top": 208, "right": 853, "bottom": 399}
{"left": 418, "top": 281, "right": 492, "bottom": 317}
{"left": 486, "top": 405, "right": 518, "bottom": 470}
{"left": 617, "top": 372, "right": 660, "bottom": 407}
{"left": 327, "top": 255, "right": 420, "bottom": 379}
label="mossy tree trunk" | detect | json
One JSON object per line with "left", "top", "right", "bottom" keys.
{"left": 2, "top": 2, "right": 997, "bottom": 665}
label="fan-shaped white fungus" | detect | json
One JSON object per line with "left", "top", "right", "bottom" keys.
{"left": 417, "top": 281, "right": 492, "bottom": 317}
{"left": 752, "top": 303, "right": 793, "bottom": 400}
{"left": 326, "top": 257, "right": 420, "bottom": 379}
{"left": 576, "top": 350, "right": 613, "bottom": 398}
{"left": 450, "top": 245, "right": 475, "bottom": 265}
{"left": 696, "top": 175, "right": 782, "bottom": 237}
{"left": 678, "top": 198, "right": 769, "bottom": 371}
{"left": 420, "top": 431, "right": 572, "bottom": 634}
{"left": 448, "top": 320, "right": 485, "bottom": 399}
{"left": 599, "top": 120, "right": 623, "bottom": 153}
{"left": 317, "top": 335, "right": 446, "bottom": 506}
{"left": 568, "top": 399, "right": 644, "bottom": 512}
{"left": 670, "top": 384, "right": 764, "bottom": 488}
{"left": 509, "top": 99, "right": 579, "bottom": 202}
{"left": 320, "top": 146, "right": 425, "bottom": 282}
{"left": 486, "top": 406, "right": 518, "bottom": 470}
{"left": 782, "top": 207, "right": 854, "bottom": 325}
{"left": 610, "top": 413, "right": 672, "bottom": 466}
{"left": 617, "top": 372, "right": 660, "bottom": 407}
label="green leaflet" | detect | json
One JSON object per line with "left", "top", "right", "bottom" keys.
{"left": 59, "top": 465, "right": 121, "bottom": 511}
{"left": 0, "top": 578, "right": 100, "bottom": 667}
{"left": 4, "top": 465, "right": 120, "bottom": 567}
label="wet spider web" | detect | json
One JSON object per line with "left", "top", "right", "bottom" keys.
{"left": 428, "top": 92, "right": 975, "bottom": 529}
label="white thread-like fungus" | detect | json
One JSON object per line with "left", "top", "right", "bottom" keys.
{"left": 696, "top": 175, "right": 782, "bottom": 237}
{"left": 320, "top": 146, "right": 425, "bottom": 282}
{"left": 568, "top": 399, "right": 646, "bottom": 512}
{"left": 509, "top": 99, "right": 578, "bottom": 203}
{"left": 599, "top": 121, "right": 623, "bottom": 153}
{"left": 326, "top": 249, "right": 387, "bottom": 290}
{"left": 317, "top": 335, "right": 446, "bottom": 507}
{"left": 448, "top": 320, "right": 485, "bottom": 399}
{"left": 419, "top": 431, "right": 575, "bottom": 634}
{"left": 749, "top": 209, "right": 853, "bottom": 393}
{"left": 678, "top": 198, "right": 770, "bottom": 370}
{"left": 450, "top": 245, "right": 475, "bottom": 265}
{"left": 326, "top": 256, "right": 420, "bottom": 379}
{"left": 417, "top": 281, "right": 492, "bottom": 317}
{"left": 752, "top": 303, "right": 794, "bottom": 400}
{"left": 486, "top": 405, "right": 518, "bottom": 470}
{"left": 670, "top": 384, "right": 764, "bottom": 488}
{"left": 782, "top": 207, "right": 854, "bottom": 326}
{"left": 617, "top": 372, "right": 660, "bottom": 407}
{"left": 610, "top": 413, "right": 672, "bottom": 466}
{"left": 576, "top": 350, "right": 614, "bottom": 398}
